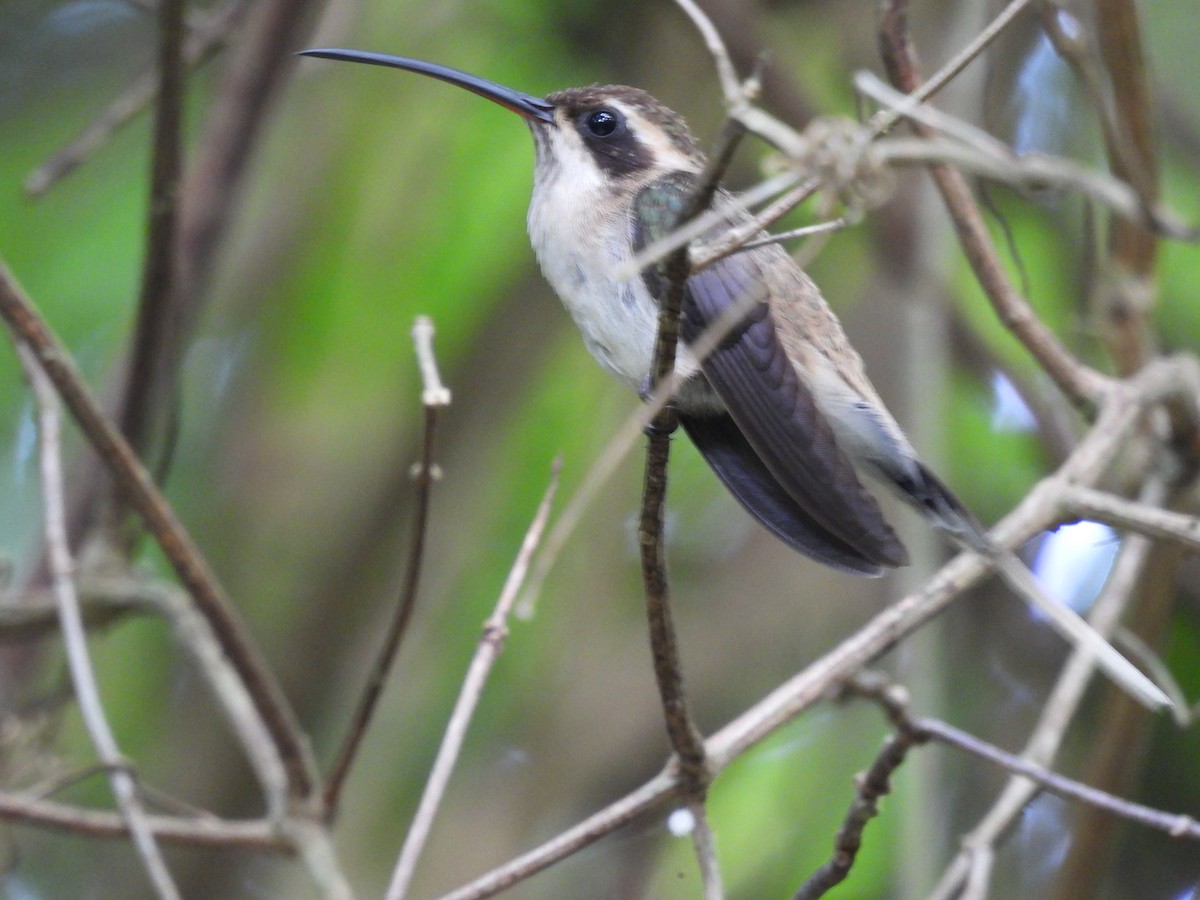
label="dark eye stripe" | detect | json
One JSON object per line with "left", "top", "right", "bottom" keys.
{"left": 573, "top": 106, "right": 649, "bottom": 177}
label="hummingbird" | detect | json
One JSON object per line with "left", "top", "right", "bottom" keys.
{"left": 299, "top": 48, "right": 1168, "bottom": 709}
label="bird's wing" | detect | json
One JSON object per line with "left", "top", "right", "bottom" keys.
{"left": 679, "top": 413, "right": 889, "bottom": 575}
{"left": 633, "top": 174, "right": 908, "bottom": 568}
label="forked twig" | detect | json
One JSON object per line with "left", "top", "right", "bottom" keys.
{"left": 633, "top": 115, "right": 748, "bottom": 899}
{"left": 324, "top": 316, "right": 451, "bottom": 817}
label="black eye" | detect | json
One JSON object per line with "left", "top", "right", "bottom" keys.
{"left": 584, "top": 108, "right": 621, "bottom": 137}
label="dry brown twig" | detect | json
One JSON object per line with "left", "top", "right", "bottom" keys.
{"left": 817, "top": 669, "right": 1200, "bottom": 900}
{"left": 632, "top": 113, "right": 750, "bottom": 900}
{"left": 324, "top": 316, "right": 451, "bottom": 818}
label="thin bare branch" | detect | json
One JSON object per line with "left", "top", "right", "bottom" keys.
{"left": 672, "top": 0, "right": 741, "bottom": 103}
{"left": 323, "top": 316, "right": 452, "bottom": 818}
{"left": 916, "top": 714, "right": 1199, "bottom": 838}
{"left": 690, "top": 176, "right": 822, "bottom": 269}
{"left": 386, "top": 461, "right": 560, "bottom": 900}
{"left": 686, "top": 800, "right": 724, "bottom": 900}
{"left": 857, "top": 72, "right": 1016, "bottom": 160}
{"left": 735, "top": 216, "right": 850, "bottom": 254}
{"left": 114, "top": 0, "right": 189, "bottom": 512}
{"left": 869, "top": 0, "right": 1038, "bottom": 135}
{"left": 846, "top": 671, "right": 1200, "bottom": 850}
{"left": 436, "top": 768, "right": 683, "bottom": 900}
{"left": 793, "top": 680, "right": 916, "bottom": 899}
{"left": 638, "top": 118, "right": 748, "bottom": 801}
{"left": 1061, "top": 485, "right": 1200, "bottom": 552}
{"left": 0, "top": 793, "right": 283, "bottom": 849}
{"left": 19, "top": 346, "right": 180, "bottom": 898}
{"left": 0, "top": 577, "right": 159, "bottom": 639}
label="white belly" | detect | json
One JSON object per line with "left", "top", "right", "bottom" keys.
{"left": 527, "top": 184, "right": 705, "bottom": 394}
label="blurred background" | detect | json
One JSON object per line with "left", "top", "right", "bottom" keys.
{"left": 1, "top": 0, "right": 1199, "bottom": 897}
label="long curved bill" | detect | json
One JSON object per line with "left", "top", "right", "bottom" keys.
{"left": 299, "top": 49, "right": 556, "bottom": 123}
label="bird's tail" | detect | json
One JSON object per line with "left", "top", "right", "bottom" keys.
{"left": 906, "top": 462, "right": 1169, "bottom": 711}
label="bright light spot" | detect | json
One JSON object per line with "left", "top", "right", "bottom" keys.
{"left": 1014, "top": 794, "right": 1072, "bottom": 892}
{"left": 667, "top": 807, "right": 695, "bottom": 837}
{"left": 1031, "top": 521, "right": 1119, "bottom": 615}
{"left": 2, "top": 874, "right": 42, "bottom": 900}
{"left": 1055, "top": 9, "right": 1083, "bottom": 42}
{"left": 989, "top": 370, "right": 1036, "bottom": 432}
{"left": 1012, "top": 33, "right": 1073, "bottom": 156}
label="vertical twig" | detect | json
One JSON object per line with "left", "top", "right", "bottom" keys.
{"left": 640, "top": 118, "right": 745, "bottom": 780}
{"left": 636, "top": 108, "right": 746, "bottom": 899}
{"left": 19, "top": 346, "right": 181, "bottom": 900}
{"left": 793, "top": 677, "right": 920, "bottom": 900}
{"left": 686, "top": 799, "right": 725, "bottom": 900}
{"left": 324, "top": 316, "right": 451, "bottom": 817}
{"left": 385, "top": 461, "right": 560, "bottom": 900}
{"left": 116, "top": 0, "right": 188, "bottom": 477}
